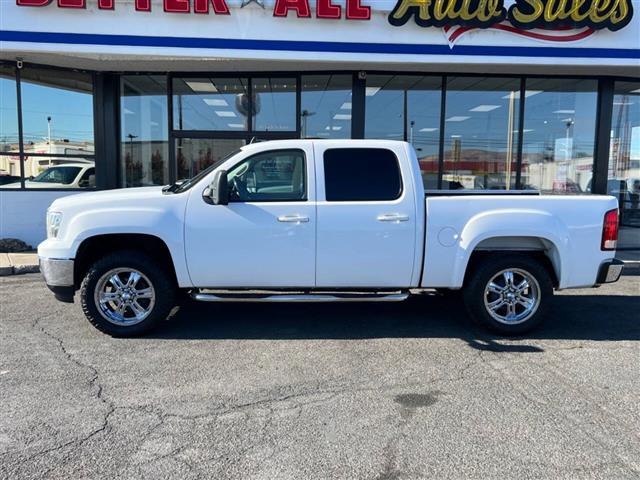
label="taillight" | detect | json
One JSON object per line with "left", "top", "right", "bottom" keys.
{"left": 601, "top": 208, "right": 619, "bottom": 251}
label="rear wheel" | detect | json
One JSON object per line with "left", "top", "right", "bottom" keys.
{"left": 463, "top": 254, "right": 553, "bottom": 335}
{"left": 80, "top": 251, "right": 176, "bottom": 337}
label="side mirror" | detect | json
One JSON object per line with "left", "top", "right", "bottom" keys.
{"left": 203, "top": 169, "right": 228, "bottom": 205}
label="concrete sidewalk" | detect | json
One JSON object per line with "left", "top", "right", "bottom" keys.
{"left": 0, "top": 252, "right": 39, "bottom": 276}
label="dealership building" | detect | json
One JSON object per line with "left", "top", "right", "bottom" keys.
{"left": 0, "top": 0, "right": 639, "bottom": 250}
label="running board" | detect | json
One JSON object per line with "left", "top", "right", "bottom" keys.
{"left": 191, "top": 291, "right": 409, "bottom": 303}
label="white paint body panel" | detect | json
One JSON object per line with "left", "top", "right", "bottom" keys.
{"left": 183, "top": 142, "right": 316, "bottom": 287}
{"left": 421, "top": 195, "right": 618, "bottom": 289}
{"left": 313, "top": 141, "right": 424, "bottom": 287}
{"left": 38, "top": 139, "right": 618, "bottom": 291}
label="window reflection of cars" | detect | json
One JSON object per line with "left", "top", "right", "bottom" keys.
{"left": 1, "top": 163, "right": 95, "bottom": 189}
{"left": 584, "top": 177, "right": 640, "bottom": 227}
{"left": 0, "top": 173, "right": 22, "bottom": 185}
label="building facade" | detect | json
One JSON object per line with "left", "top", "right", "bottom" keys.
{"left": 1, "top": 0, "right": 639, "bottom": 248}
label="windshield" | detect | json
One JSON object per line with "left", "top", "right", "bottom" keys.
{"left": 31, "top": 166, "right": 82, "bottom": 184}
{"left": 173, "top": 149, "right": 243, "bottom": 193}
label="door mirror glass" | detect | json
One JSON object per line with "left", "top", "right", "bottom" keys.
{"left": 204, "top": 169, "right": 228, "bottom": 205}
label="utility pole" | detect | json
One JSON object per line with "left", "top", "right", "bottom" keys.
{"left": 47, "top": 116, "right": 52, "bottom": 167}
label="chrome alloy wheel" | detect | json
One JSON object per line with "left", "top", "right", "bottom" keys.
{"left": 94, "top": 268, "right": 155, "bottom": 326}
{"left": 483, "top": 268, "right": 541, "bottom": 325}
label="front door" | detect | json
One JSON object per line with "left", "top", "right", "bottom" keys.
{"left": 184, "top": 145, "right": 316, "bottom": 288}
{"left": 314, "top": 143, "right": 418, "bottom": 288}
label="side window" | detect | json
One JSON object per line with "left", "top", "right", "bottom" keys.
{"left": 324, "top": 148, "right": 402, "bottom": 201}
{"left": 78, "top": 167, "right": 96, "bottom": 188}
{"left": 227, "top": 149, "right": 306, "bottom": 202}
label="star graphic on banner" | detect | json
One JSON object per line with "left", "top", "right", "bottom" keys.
{"left": 240, "top": 0, "right": 265, "bottom": 8}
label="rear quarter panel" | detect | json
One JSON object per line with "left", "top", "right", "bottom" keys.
{"left": 421, "top": 195, "right": 618, "bottom": 289}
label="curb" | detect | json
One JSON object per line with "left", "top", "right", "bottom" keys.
{"left": 0, "top": 252, "right": 40, "bottom": 277}
{"left": 0, "top": 265, "right": 40, "bottom": 276}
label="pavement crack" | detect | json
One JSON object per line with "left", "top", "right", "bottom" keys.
{"left": 22, "top": 316, "right": 116, "bottom": 466}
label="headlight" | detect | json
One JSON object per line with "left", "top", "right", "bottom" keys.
{"left": 47, "top": 211, "right": 63, "bottom": 239}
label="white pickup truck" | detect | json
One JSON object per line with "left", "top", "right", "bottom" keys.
{"left": 38, "top": 140, "right": 624, "bottom": 337}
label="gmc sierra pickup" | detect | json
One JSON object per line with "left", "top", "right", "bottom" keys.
{"left": 38, "top": 140, "right": 624, "bottom": 336}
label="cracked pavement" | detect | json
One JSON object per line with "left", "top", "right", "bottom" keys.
{"left": 0, "top": 273, "right": 639, "bottom": 479}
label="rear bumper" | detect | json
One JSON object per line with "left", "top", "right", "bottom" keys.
{"left": 39, "top": 257, "right": 75, "bottom": 303}
{"left": 596, "top": 258, "right": 624, "bottom": 285}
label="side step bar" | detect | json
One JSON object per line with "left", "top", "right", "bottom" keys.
{"left": 191, "top": 291, "right": 409, "bottom": 303}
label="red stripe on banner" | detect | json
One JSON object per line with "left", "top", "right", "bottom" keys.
{"left": 444, "top": 22, "right": 595, "bottom": 44}
{"left": 490, "top": 23, "right": 595, "bottom": 42}
{"left": 449, "top": 26, "right": 473, "bottom": 42}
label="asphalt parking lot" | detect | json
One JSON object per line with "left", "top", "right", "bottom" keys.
{"left": 1, "top": 273, "right": 639, "bottom": 480}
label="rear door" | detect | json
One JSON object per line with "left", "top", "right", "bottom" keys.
{"left": 314, "top": 144, "right": 418, "bottom": 288}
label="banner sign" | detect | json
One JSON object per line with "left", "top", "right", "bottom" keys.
{"left": 16, "top": 0, "right": 634, "bottom": 31}
{"left": 12, "top": 0, "right": 636, "bottom": 50}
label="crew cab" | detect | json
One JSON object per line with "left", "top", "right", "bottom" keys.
{"left": 38, "top": 140, "right": 624, "bottom": 337}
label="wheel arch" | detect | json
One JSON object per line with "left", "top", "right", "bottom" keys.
{"left": 462, "top": 237, "right": 561, "bottom": 289}
{"left": 74, "top": 233, "right": 178, "bottom": 289}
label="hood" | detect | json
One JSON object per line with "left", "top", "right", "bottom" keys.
{"left": 49, "top": 186, "right": 166, "bottom": 211}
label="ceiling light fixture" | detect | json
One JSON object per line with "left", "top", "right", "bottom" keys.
{"left": 445, "top": 116, "right": 470, "bottom": 122}
{"left": 215, "top": 111, "right": 236, "bottom": 117}
{"left": 204, "top": 98, "right": 228, "bottom": 107}
{"left": 185, "top": 80, "right": 218, "bottom": 93}
{"left": 502, "top": 90, "right": 543, "bottom": 99}
{"left": 469, "top": 105, "right": 500, "bottom": 112}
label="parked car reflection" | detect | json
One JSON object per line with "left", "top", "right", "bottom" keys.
{"left": 1, "top": 163, "right": 95, "bottom": 189}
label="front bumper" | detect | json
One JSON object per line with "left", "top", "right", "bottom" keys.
{"left": 596, "top": 258, "right": 624, "bottom": 285}
{"left": 39, "top": 257, "right": 75, "bottom": 303}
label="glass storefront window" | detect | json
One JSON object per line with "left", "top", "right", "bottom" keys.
{"left": 609, "top": 81, "right": 640, "bottom": 250}
{"left": 20, "top": 68, "right": 95, "bottom": 154}
{"left": 0, "top": 65, "right": 18, "bottom": 153}
{"left": 301, "top": 75, "right": 352, "bottom": 139}
{"left": 365, "top": 75, "right": 442, "bottom": 188}
{"left": 520, "top": 79, "right": 597, "bottom": 194}
{"left": 173, "top": 77, "right": 249, "bottom": 131}
{"left": 252, "top": 78, "right": 296, "bottom": 131}
{"left": 365, "top": 75, "right": 405, "bottom": 141}
{"left": 176, "top": 137, "right": 245, "bottom": 181}
{"left": 121, "top": 75, "right": 169, "bottom": 187}
{"left": 2, "top": 67, "right": 96, "bottom": 190}
{"left": 0, "top": 64, "right": 20, "bottom": 187}
{"left": 442, "top": 77, "right": 520, "bottom": 190}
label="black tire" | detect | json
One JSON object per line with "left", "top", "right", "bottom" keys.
{"left": 462, "top": 254, "right": 553, "bottom": 336}
{"left": 80, "top": 250, "right": 176, "bottom": 337}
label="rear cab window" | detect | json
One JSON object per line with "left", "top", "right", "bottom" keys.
{"left": 323, "top": 148, "right": 403, "bottom": 201}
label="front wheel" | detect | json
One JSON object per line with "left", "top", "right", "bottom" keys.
{"left": 463, "top": 254, "right": 553, "bottom": 336}
{"left": 80, "top": 251, "right": 176, "bottom": 337}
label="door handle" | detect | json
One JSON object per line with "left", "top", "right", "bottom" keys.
{"left": 277, "top": 214, "right": 310, "bottom": 223}
{"left": 377, "top": 213, "right": 410, "bottom": 222}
